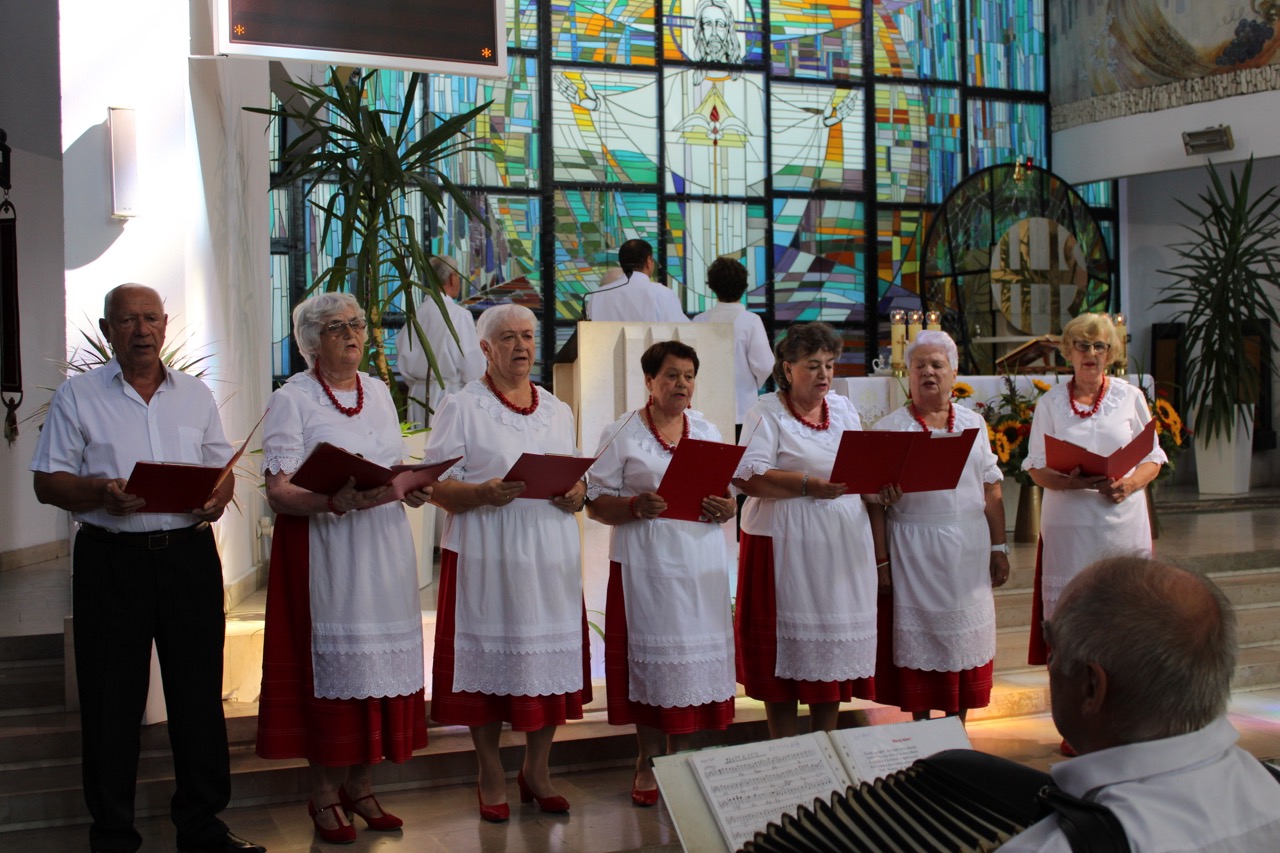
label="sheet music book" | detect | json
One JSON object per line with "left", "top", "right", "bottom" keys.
{"left": 829, "top": 429, "right": 979, "bottom": 494}
{"left": 290, "top": 442, "right": 461, "bottom": 503}
{"left": 1045, "top": 419, "right": 1157, "bottom": 478}
{"left": 501, "top": 453, "right": 596, "bottom": 500}
{"left": 653, "top": 717, "right": 971, "bottom": 853}
{"left": 655, "top": 438, "right": 746, "bottom": 522}
{"left": 124, "top": 409, "right": 268, "bottom": 513}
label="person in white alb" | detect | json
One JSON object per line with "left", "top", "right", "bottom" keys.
{"left": 587, "top": 239, "right": 688, "bottom": 323}
{"left": 394, "top": 255, "right": 485, "bottom": 428}
{"left": 1002, "top": 555, "right": 1280, "bottom": 851}
{"left": 692, "top": 257, "right": 773, "bottom": 429}
{"left": 30, "top": 285, "right": 263, "bottom": 853}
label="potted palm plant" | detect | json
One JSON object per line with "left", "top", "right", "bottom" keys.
{"left": 1156, "top": 156, "right": 1280, "bottom": 495}
{"left": 248, "top": 67, "right": 491, "bottom": 415}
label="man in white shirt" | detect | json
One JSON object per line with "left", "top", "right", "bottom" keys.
{"left": 395, "top": 256, "right": 485, "bottom": 428}
{"left": 1002, "top": 555, "right": 1280, "bottom": 851}
{"left": 587, "top": 239, "right": 687, "bottom": 323}
{"left": 30, "top": 285, "right": 263, "bottom": 853}
{"left": 693, "top": 257, "right": 773, "bottom": 427}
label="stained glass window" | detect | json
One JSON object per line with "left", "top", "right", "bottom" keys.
{"left": 874, "top": 0, "right": 959, "bottom": 81}
{"left": 772, "top": 198, "right": 867, "bottom": 325}
{"left": 1074, "top": 179, "right": 1114, "bottom": 207}
{"left": 430, "top": 58, "right": 540, "bottom": 189}
{"left": 554, "top": 190, "right": 661, "bottom": 320}
{"left": 770, "top": 82, "right": 865, "bottom": 193}
{"left": 663, "top": 0, "right": 765, "bottom": 64}
{"left": 967, "top": 0, "right": 1045, "bottom": 91}
{"left": 877, "top": 208, "right": 931, "bottom": 301}
{"left": 664, "top": 68, "right": 767, "bottom": 197}
{"left": 552, "top": 68, "right": 660, "bottom": 184}
{"left": 769, "top": 0, "right": 862, "bottom": 81}
{"left": 968, "top": 99, "right": 1046, "bottom": 170}
{"left": 874, "top": 85, "right": 961, "bottom": 204}
{"left": 550, "top": 0, "right": 657, "bottom": 65}
{"left": 431, "top": 192, "right": 542, "bottom": 310}
{"left": 666, "top": 200, "right": 768, "bottom": 314}
{"left": 508, "top": 0, "right": 539, "bottom": 49}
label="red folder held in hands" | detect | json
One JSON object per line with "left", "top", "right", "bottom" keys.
{"left": 655, "top": 438, "right": 747, "bottom": 522}
{"left": 502, "top": 453, "right": 597, "bottom": 500}
{"left": 829, "top": 428, "right": 980, "bottom": 494}
{"left": 124, "top": 409, "right": 268, "bottom": 513}
{"left": 1045, "top": 419, "right": 1157, "bottom": 479}
{"left": 290, "top": 442, "right": 461, "bottom": 502}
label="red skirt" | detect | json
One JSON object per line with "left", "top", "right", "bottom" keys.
{"left": 256, "top": 514, "right": 427, "bottom": 767}
{"left": 734, "top": 532, "right": 874, "bottom": 704}
{"left": 1028, "top": 537, "right": 1048, "bottom": 665}
{"left": 873, "top": 590, "right": 993, "bottom": 713}
{"left": 605, "top": 561, "right": 734, "bottom": 734}
{"left": 431, "top": 549, "right": 593, "bottom": 731}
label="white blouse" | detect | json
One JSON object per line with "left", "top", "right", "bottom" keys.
{"left": 588, "top": 411, "right": 735, "bottom": 708}
{"left": 735, "top": 392, "right": 877, "bottom": 682}
{"left": 423, "top": 380, "right": 584, "bottom": 697}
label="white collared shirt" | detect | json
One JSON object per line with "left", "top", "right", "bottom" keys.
{"left": 586, "top": 271, "right": 688, "bottom": 323}
{"left": 693, "top": 301, "right": 774, "bottom": 422}
{"left": 394, "top": 293, "right": 485, "bottom": 427}
{"left": 1002, "top": 717, "right": 1280, "bottom": 851}
{"left": 30, "top": 359, "right": 232, "bottom": 532}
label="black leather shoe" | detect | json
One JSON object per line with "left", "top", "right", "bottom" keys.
{"left": 177, "top": 832, "right": 267, "bottom": 853}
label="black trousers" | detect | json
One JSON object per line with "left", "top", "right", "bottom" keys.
{"left": 72, "top": 524, "right": 231, "bottom": 853}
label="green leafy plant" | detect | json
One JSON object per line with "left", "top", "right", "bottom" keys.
{"left": 974, "top": 375, "right": 1054, "bottom": 486}
{"left": 247, "top": 69, "right": 491, "bottom": 412}
{"left": 1156, "top": 156, "right": 1280, "bottom": 444}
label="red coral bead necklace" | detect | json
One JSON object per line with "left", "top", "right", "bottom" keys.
{"left": 783, "top": 392, "right": 830, "bottom": 431}
{"left": 1068, "top": 376, "right": 1107, "bottom": 418}
{"left": 910, "top": 402, "right": 955, "bottom": 433}
{"left": 644, "top": 400, "right": 689, "bottom": 452}
{"left": 485, "top": 372, "right": 539, "bottom": 416}
{"left": 315, "top": 370, "right": 364, "bottom": 417}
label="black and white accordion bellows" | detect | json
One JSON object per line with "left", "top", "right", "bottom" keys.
{"left": 739, "top": 749, "right": 1052, "bottom": 853}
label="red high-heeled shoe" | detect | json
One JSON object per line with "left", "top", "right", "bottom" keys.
{"left": 477, "top": 787, "right": 510, "bottom": 823}
{"left": 631, "top": 771, "right": 660, "bottom": 808}
{"left": 517, "top": 770, "right": 570, "bottom": 813}
{"left": 339, "top": 785, "right": 403, "bottom": 831}
{"left": 308, "top": 800, "right": 356, "bottom": 845}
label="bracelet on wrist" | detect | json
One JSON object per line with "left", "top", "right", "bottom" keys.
{"left": 876, "top": 560, "right": 890, "bottom": 569}
{"left": 327, "top": 495, "right": 346, "bottom": 516}
{"left": 801, "top": 473, "right": 809, "bottom": 497}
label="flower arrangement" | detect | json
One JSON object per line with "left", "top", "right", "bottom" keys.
{"left": 974, "top": 376, "right": 1053, "bottom": 485}
{"left": 1145, "top": 387, "right": 1191, "bottom": 481}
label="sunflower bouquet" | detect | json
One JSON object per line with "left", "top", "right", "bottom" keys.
{"left": 1146, "top": 388, "right": 1191, "bottom": 481}
{"left": 974, "top": 376, "right": 1054, "bottom": 485}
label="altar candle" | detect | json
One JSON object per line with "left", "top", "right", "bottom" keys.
{"left": 907, "top": 310, "right": 923, "bottom": 344}
{"left": 925, "top": 310, "right": 941, "bottom": 331}
{"left": 890, "top": 309, "right": 906, "bottom": 367}
{"left": 1114, "top": 312, "right": 1127, "bottom": 373}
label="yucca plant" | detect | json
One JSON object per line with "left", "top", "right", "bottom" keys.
{"left": 247, "top": 68, "right": 491, "bottom": 412}
{"left": 1156, "top": 156, "right": 1280, "bottom": 444}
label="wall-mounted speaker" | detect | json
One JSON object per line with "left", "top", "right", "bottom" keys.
{"left": 108, "top": 107, "right": 138, "bottom": 218}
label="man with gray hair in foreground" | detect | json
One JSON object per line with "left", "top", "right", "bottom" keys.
{"left": 1002, "top": 555, "right": 1280, "bottom": 850}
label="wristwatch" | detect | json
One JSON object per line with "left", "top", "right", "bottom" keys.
{"left": 990, "top": 543, "right": 1009, "bottom": 554}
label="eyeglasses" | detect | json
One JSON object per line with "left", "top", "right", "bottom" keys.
{"left": 1072, "top": 340, "right": 1110, "bottom": 354}
{"left": 321, "top": 318, "right": 368, "bottom": 335}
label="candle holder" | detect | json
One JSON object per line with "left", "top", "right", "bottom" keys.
{"left": 1112, "top": 312, "right": 1128, "bottom": 376}
{"left": 890, "top": 309, "right": 907, "bottom": 377}
{"left": 907, "top": 310, "right": 923, "bottom": 346}
{"left": 925, "top": 310, "right": 941, "bottom": 331}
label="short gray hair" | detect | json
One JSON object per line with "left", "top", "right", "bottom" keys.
{"left": 475, "top": 303, "right": 537, "bottom": 345}
{"left": 905, "top": 330, "right": 958, "bottom": 370}
{"left": 292, "top": 291, "right": 363, "bottom": 368}
{"left": 428, "top": 255, "right": 461, "bottom": 284}
{"left": 1051, "top": 555, "right": 1236, "bottom": 742}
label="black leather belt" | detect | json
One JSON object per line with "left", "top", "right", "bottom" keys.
{"left": 77, "top": 521, "right": 210, "bottom": 550}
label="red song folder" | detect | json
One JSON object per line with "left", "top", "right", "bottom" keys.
{"left": 290, "top": 442, "right": 461, "bottom": 502}
{"left": 124, "top": 409, "right": 268, "bottom": 513}
{"left": 502, "top": 453, "right": 597, "bottom": 500}
{"left": 829, "top": 428, "right": 980, "bottom": 494}
{"left": 1045, "top": 419, "right": 1157, "bottom": 478}
{"left": 655, "top": 438, "right": 747, "bottom": 522}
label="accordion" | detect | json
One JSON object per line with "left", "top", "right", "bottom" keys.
{"left": 739, "top": 749, "right": 1052, "bottom": 853}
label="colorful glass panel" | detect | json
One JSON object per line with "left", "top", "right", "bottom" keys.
{"left": 874, "top": 0, "right": 960, "bottom": 81}
{"left": 269, "top": 188, "right": 290, "bottom": 241}
{"left": 430, "top": 57, "right": 539, "bottom": 189}
{"left": 508, "top": 0, "right": 539, "bottom": 49}
{"left": 770, "top": 82, "right": 865, "bottom": 193}
{"left": 1074, "top": 179, "right": 1114, "bottom": 207}
{"left": 665, "top": 68, "right": 767, "bottom": 196}
{"left": 663, "top": 0, "right": 765, "bottom": 64}
{"left": 967, "top": 0, "right": 1045, "bottom": 91}
{"left": 553, "top": 190, "right": 661, "bottom": 320}
{"left": 550, "top": 0, "right": 657, "bottom": 65}
{"left": 431, "top": 193, "right": 543, "bottom": 312}
{"left": 665, "top": 200, "right": 768, "bottom": 315}
{"left": 552, "top": 68, "right": 659, "bottom": 184}
{"left": 874, "top": 85, "right": 961, "bottom": 204}
{"left": 270, "top": 253, "right": 292, "bottom": 377}
{"left": 877, "top": 208, "right": 931, "bottom": 302}
{"left": 769, "top": 0, "right": 862, "bottom": 81}
{"left": 772, "top": 198, "right": 866, "bottom": 324}
{"left": 968, "top": 99, "right": 1046, "bottom": 171}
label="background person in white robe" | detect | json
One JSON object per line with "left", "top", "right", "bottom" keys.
{"left": 423, "top": 303, "right": 590, "bottom": 823}
{"left": 586, "top": 239, "right": 687, "bottom": 323}
{"left": 871, "top": 331, "right": 1007, "bottom": 724}
{"left": 394, "top": 255, "right": 484, "bottom": 428}
{"left": 587, "top": 340, "right": 737, "bottom": 808}
{"left": 693, "top": 257, "right": 773, "bottom": 431}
